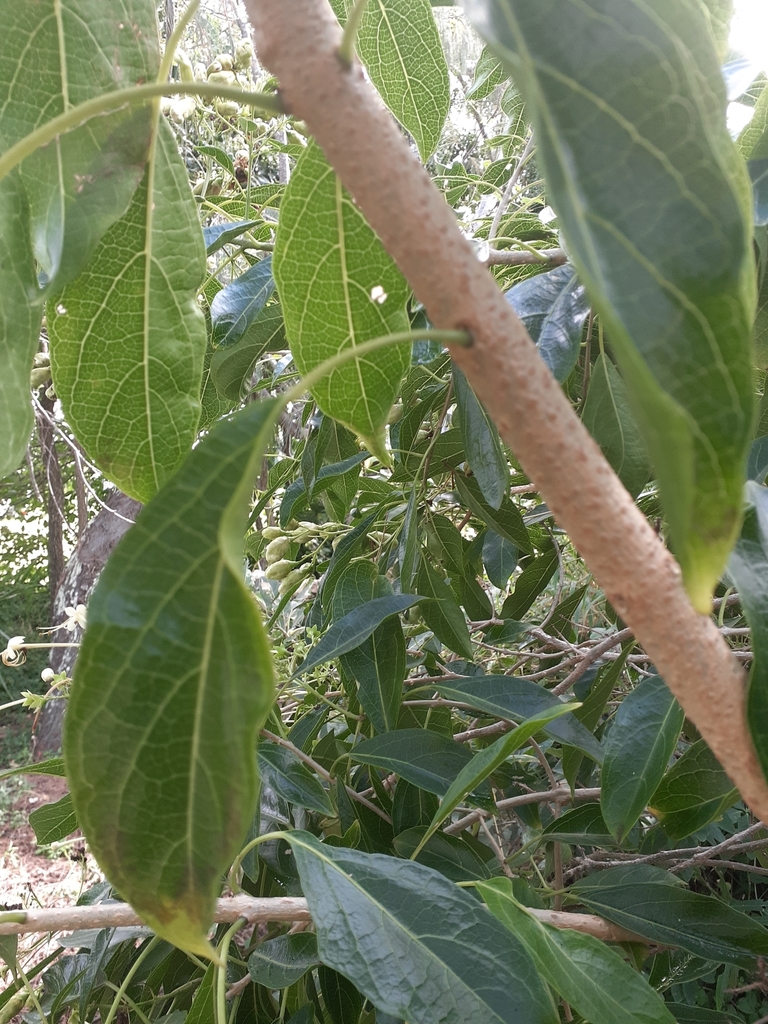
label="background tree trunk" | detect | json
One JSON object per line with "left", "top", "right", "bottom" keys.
{"left": 33, "top": 490, "right": 141, "bottom": 755}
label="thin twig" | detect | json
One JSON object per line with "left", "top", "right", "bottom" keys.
{"left": 489, "top": 132, "right": 535, "bottom": 244}
{"left": 261, "top": 729, "right": 392, "bottom": 824}
{"left": 485, "top": 247, "right": 566, "bottom": 267}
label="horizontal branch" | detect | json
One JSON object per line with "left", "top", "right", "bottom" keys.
{"left": 0, "top": 895, "right": 645, "bottom": 945}
{"left": 444, "top": 785, "right": 601, "bottom": 834}
{"left": 0, "top": 897, "right": 311, "bottom": 937}
{"left": 485, "top": 247, "right": 566, "bottom": 267}
{"left": 245, "top": 0, "right": 768, "bottom": 822}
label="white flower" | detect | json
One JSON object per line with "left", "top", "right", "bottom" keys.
{"left": 538, "top": 206, "right": 557, "bottom": 225}
{"left": 63, "top": 604, "right": 87, "bottom": 631}
{"left": 1, "top": 636, "right": 26, "bottom": 666}
{"left": 41, "top": 668, "right": 56, "bottom": 684}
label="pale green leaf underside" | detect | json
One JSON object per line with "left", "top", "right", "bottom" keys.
{"left": 0, "top": 0, "right": 159, "bottom": 294}
{"left": 274, "top": 140, "right": 410, "bottom": 457}
{"left": 64, "top": 400, "right": 277, "bottom": 955}
{"left": 463, "top": 0, "right": 756, "bottom": 609}
{"left": 0, "top": 173, "right": 42, "bottom": 478}
{"left": 330, "top": 0, "right": 450, "bottom": 160}
{"left": 49, "top": 119, "right": 207, "bottom": 502}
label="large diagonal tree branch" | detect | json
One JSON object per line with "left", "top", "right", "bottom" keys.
{"left": 245, "top": 0, "right": 768, "bottom": 819}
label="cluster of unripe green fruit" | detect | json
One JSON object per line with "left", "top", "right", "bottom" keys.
{"left": 165, "top": 37, "right": 254, "bottom": 123}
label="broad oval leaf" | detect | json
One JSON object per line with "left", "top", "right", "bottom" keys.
{"left": 453, "top": 367, "right": 508, "bottom": 509}
{"left": 274, "top": 140, "right": 411, "bottom": 462}
{"left": 210, "top": 257, "right": 275, "bottom": 347}
{"left": 332, "top": 565, "right": 405, "bottom": 733}
{"left": 295, "top": 595, "right": 420, "bottom": 678}
{"left": 64, "top": 400, "right": 278, "bottom": 956}
{"left": 601, "top": 675, "right": 684, "bottom": 842}
{"left": 29, "top": 794, "right": 78, "bottom": 845}
{"left": 351, "top": 728, "right": 480, "bottom": 797}
{"left": 571, "top": 864, "right": 768, "bottom": 967}
{"left": 0, "top": 173, "right": 41, "bottom": 478}
{"left": 454, "top": 473, "right": 531, "bottom": 552}
{"left": 49, "top": 120, "right": 207, "bottom": 502}
{"left": 258, "top": 743, "right": 335, "bottom": 817}
{"left": 204, "top": 220, "right": 260, "bottom": 256}
{"left": 211, "top": 303, "right": 286, "bottom": 402}
{"left": 287, "top": 830, "right": 559, "bottom": 1024}
{"left": 465, "top": 0, "right": 756, "bottom": 610}
{"left": 540, "top": 803, "right": 617, "bottom": 848}
{"left": 582, "top": 353, "right": 651, "bottom": 499}
{"left": 415, "top": 556, "right": 474, "bottom": 659}
{"left": 482, "top": 530, "right": 517, "bottom": 589}
{"left": 648, "top": 739, "right": 737, "bottom": 841}
{"left": 479, "top": 879, "right": 677, "bottom": 1024}
{"left": 331, "top": 0, "right": 450, "bottom": 161}
{"left": 419, "top": 702, "right": 579, "bottom": 848}
{"left": 728, "top": 481, "right": 768, "bottom": 781}
{"left": 248, "top": 933, "right": 319, "bottom": 989}
{"left": 394, "top": 827, "right": 498, "bottom": 882}
{"left": 0, "top": 0, "right": 159, "bottom": 296}
{"left": 504, "top": 264, "right": 589, "bottom": 383}
{"left": 432, "top": 675, "right": 603, "bottom": 761}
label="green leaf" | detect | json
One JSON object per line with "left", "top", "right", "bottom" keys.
{"left": 454, "top": 473, "right": 531, "bottom": 552}
{"left": 482, "top": 530, "right": 517, "bottom": 589}
{"left": 582, "top": 353, "right": 651, "bottom": 499}
{"left": 540, "top": 803, "right": 617, "bottom": 848}
{"left": 415, "top": 556, "right": 474, "bottom": 659}
{"left": 295, "top": 595, "right": 419, "bottom": 678}
{"left": 334, "top": 0, "right": 450, "bottom": 161}
{"left": 29, "top": 794, "right": 78, "bottom": 845}
{"left": 0, "top": 180, "right": 42, "bottom": 476}
{"left": 453, "top": 367, "right": 508, "bottom": 509}
{"left": 211, "top": 303, "right": 286, "bottom": 402}
{"left": 504, "top": 265, "right": 589, "bottom": 383}
{"left": 49, "top": 119, "right": 207, "bottom": 502}
{"left": 399, "top": 489, "right": 421, "bottom": 594}
{"left": 467, "top": 46, "right": 507, "bottom": 101}
{"left": 728, "top": 481, "right": 768, "bottom": 780}
{"left": 665, "top": 1004, "right": 733, "bottom": 1024}
{"left": 432, "top": 675, "right": 603, "bottom": 761}
{"left": 247, "top": 933, "right": 319, "bottom": 989}
{"left": 419, "top": 702, "right": 579, "bottom": 848}
{"left": 287, "top": 830, "right": 559, "bottom": 1024}
{"left": 0, "top": 757, "right": 66, "bottom": 783}
{"left": 274, "top": 140, "right": 411, "bottom": 461}
{"left": 648, "top": 739, "right": 737, "bottom": 841}
{"left": 319, "top": 966, "right": 364, "bottom": 1024}
{"left": 0, "top": 0, "right": 159, "bottom": 297}
{"left": 500, "top": 543, "right": 558, "bottom": 620}
{"left": 64, "top": 400, "right": 278, "bottom": 957}
{"left": 203, "top": 220, "right": 261, "bottom": 256}
{"left": 394, "top": 827, "right": 498, "bottom": 882}
{"left": 466, "top": 0, "right": 756, "bottom": 609}
{"left": 351, "top": 729, "right": 480, "bottom": 797}
{"left": 258, "top": 743, "right": 335, "bottom": 817}
{"left": 331, "top": 564, "right": 405, "bottom": 733}
{"left": 571, "top": 864, "right": 768, "bottom": 967}
{"left": 479, "top": 879, "right": 677, "bottom": 1024}
{"left": 601, "top": 675, "right": 684, "bottom": 842}
{"left": 210, "top": 258, "right": 275, "bottom": 347}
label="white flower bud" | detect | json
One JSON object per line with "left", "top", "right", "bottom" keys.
{"left": 265, "top": 537, "right": 291, "bottom": 563}
{"left": 265, "top": 559, "right": 296, "bottom": 581}
{"left": 262, "top": 526, "right": 284, "bottom": 541}
{"left": 41, "top": 668, "right": 56, "bottom": 684}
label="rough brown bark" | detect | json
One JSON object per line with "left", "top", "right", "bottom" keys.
{"left": 245, "top": 0, "right": 768, "bottom": 819}
{"left": 36, "top": 394, "right": 65, "bottom": 614}
{"left": 34, "top": 490, "right": 140, "bottom": 755}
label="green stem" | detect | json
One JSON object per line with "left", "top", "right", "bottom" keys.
{"left": 282, "top": 329, "right": 471, "bottom": 408}
{"left": 0, "top": 83, "right": 283, "bottom": 187}
{"left": 337, "top": 0, "right": 372, "bottom": 68}
{"left": 102, "top": 935, "right": 162, "bottom": 1024}
{"left": 228, "top": 831, "right": 290, "bottom": 892}
{"left": 216, "top": 918, "right": 246, "bottom": 1024}
{"left": 158, "top": 0, "right": 202, "bottom": 83}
